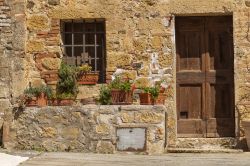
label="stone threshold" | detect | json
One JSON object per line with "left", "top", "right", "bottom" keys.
{"left": 175, "top": 137, "right": 240, "bottom": 149}
{"left": 167, "top": 148, "right": 243, "bottom": 153}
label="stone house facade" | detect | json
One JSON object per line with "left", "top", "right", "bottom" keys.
{"left": 0, "top": 0, "right": 250, "bottom": 152}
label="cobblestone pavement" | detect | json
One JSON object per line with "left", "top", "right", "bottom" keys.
{"left": 19, "top": 152, "right": 250, "bottom": 166}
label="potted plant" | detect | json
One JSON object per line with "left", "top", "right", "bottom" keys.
{"left": 109, "top": 76, "right": 134, "bottom": 105}
{"left": 24, "top": 86, "right": 39, "bottom": 107}
{"left": 24, "top": 85, "right": 52, "bottom": 107}
{"left": 48, "top": 93, "right": 75, "bottom": 106}
{"left": 139, "top": 86, "right": 160, "bottom": 105}
{"left": 37, "top": 86, "right": 52, "bottom": 107}
{"left": 76, "top": 64, "right": 99, "bottom": 85}
{"left": 48, "top": 63, "right": 78, "bottom": 106}
{"left": 155, "top": 86, "right": 167, "bottom": 105}
{"left": 98, "top": 85, "right": 112, "bottom": 105}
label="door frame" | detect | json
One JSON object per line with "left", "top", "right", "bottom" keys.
{"left": 173, "top": 14, "right": 238, "bottom": 138}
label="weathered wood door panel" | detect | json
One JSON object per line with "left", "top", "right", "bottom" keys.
{"left": 176, "top": 17, "right": 206, "bottom": 138}
{"left": 206, "top": 17, "right": 235, "bottom": 137}
{"left": 176, "top": 16, "right": 235, "bottom": 138}
{"left": 177, "top": 84, "right": 206, "bottom": 137}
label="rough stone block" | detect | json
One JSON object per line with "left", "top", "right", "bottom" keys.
{"left": 96, "top": 124, "right": 110, "bottom": 134}
{"left": 13, "top": 14, "right": 26, "bottom": 50}
{"left": 134, "top": 77, "right": 151, "bottom": 87}
{"left": 0, "top": 85, "right": 10, "bottom": 98}
{"left": 107, "top": 52, "right": 132, "bottom": 70}
{"left": 61, "top": 127, "right": 79, "bottom": 140}
{"left": 48, "top": 0, "right": 60, "bottom": 5}
{"left": 26, "top": 41, "right": 45, "bottom": 53}
{"left": 0, "top": 99, "right": 11, "bottom": 114}
{"left": 42, "top": 127, "right": 57, "bottom": 138}
{"left": 246, "top": 0, "right": 250, "bottom": 7}
{"left": 135, "top": 112, "right": 164, "bottom": 123}
{"left": 96, "top": 141, "right": 115, "bottom": 154}
{"left": 27, "top": 15, "right": 49, "bottom": 31}
{"left": 120, "top": 112, "right": 134, "bottom": 123}
{"left": 41, "top": 58, "right": 61, "bottom": 70}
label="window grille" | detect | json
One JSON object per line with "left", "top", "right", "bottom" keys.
{"left": 61, "top": 19, "right": 106, "bottom": 83}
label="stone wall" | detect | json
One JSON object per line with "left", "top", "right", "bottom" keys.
{"left": 0, "top": 0, "right": 26, "bottom": 146}
{"left": 0, "top": 0, "right": 12, "bottom": 144}
{"left": 234, "top": 1, "right": 250, "bottom": 137}
{"left": 8, "top": 105, "right": 167, "bottom": 154}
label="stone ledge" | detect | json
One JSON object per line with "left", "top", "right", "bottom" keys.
{"left": 6, "top": 105, "right": 168, "bottom": 154}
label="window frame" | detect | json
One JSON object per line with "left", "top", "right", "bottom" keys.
{"left": 60, "top": 19, "right": 106, "bottom": 83}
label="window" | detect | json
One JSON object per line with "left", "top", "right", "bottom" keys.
{"left": 61, "top": 19, "right": 106, "bottom": 83}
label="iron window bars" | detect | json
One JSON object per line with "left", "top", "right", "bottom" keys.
{"left": 60, "top": 19, "right": 106, "bottom": 83}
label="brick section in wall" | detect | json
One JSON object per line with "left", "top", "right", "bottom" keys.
{"left": 0, "top": 1, "right": 11, "bottom": 28}
{"left": 35, "top": 52, "right": 60, "bottom": 85}
{"left": 30, "top": 18, "right": 61, "bottom": 86}
{"left": 37, "top": 19, "right": 60, "bottom": 46}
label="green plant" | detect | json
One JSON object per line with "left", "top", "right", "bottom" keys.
{"left": 56, "top": 63, "right": 78, "bottom": 98}
{"left": 77, "top": 64, "right": 92, "bottom": 73}
{"left": 24, "top": 85, "right": 52, "bottom": 100}
{"left": 76, "top": 64, "right": 93, "bottom": 78}
{"left": 56, "top": 93, "right": 76, "bottom": 100}
{"left": 39, "top": 85, "right": 52, "bottom": 98}
{"left": 149, "top": 86, "right": 160, "bottom": 100}
{"left": 48, "top": 93, "right": 57, "bottom": 100}
{"left": 98, "top": 85, "right": 112, "bottom": 105}
{"left": 109, "top": 76, "right": 132, "bottom": 92}
{"left": 141, "top": 86, "right": 160, "bottom": 100}
{"left": 119, "top": 81, "right": 132, "bottom": 92}
{"left": 109, "top": 76, "right": 122, "bottom": 89}
{"left": 24, "top": 87, "right": 40, "bottom": 98}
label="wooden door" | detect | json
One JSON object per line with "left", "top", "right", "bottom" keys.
{"left": 176, "top": 16, "right": 235, "bottom": 138}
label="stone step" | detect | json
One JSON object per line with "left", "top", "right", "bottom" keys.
{"left": 167, "top": 148, "right": 243, "bottom": 153}
{"left": 174, "top": 138, "right": 239, "bottom": 149}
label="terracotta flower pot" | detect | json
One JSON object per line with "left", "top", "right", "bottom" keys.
{"left": 37, "top": 93, "right": 48, "bottom": 107}
{"left": 155, "top": 93, "right": 167, "bottom": 105}
{"left": 139, "top": 93, "right": 153, "bottom": 105}
{"left": 57, "top": 99, "right": 74, "bottom": 106}
{"left": 49, "top": 99, "right": 74, "bottom": 106}
{"left": 26, "top": 97, "right": 38, "bottom": 107}
{"left": 77, "top": 72, "right": 99, "bottom": 85}
{"left": 242, "top": 120, "right": 250, "bottom": 150}
{"left": 111, "top": 89, "right": 132, "bottom": 105}
{"left": 48, "top": 99, "right": 57, "bottom": 106}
